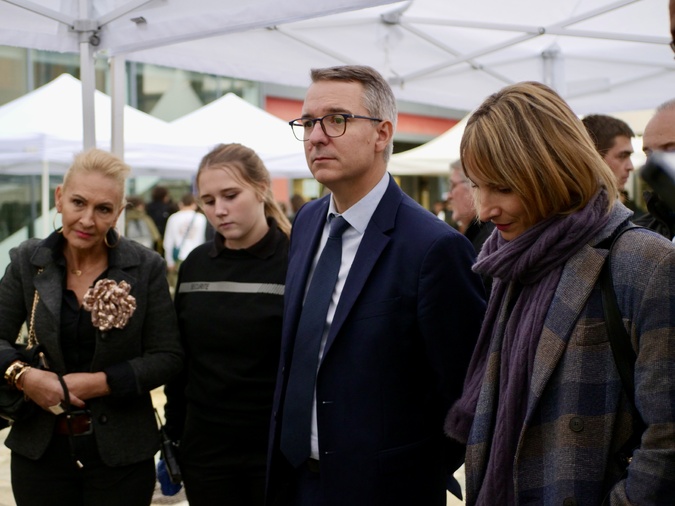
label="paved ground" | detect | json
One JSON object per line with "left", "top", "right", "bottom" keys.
{"left": 0, "top": 388, "right": 463, "bottom": 505}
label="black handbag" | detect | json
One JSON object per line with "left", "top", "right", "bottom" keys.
{"left": 155, "top": 409, "right": 182, "bottom": 484}
{"left": 0, "top": 286, "right": 49, "bottom": 422}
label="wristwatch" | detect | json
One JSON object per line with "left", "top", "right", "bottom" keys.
{"left": 4, "top": 361, "right": 29, "bottom": 389}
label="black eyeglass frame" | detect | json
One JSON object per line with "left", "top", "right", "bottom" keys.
{"left": 289, "top": 113, "right": 383, "bottom": 141}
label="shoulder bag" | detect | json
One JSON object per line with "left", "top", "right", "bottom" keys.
{"left": 0, "top": 281, "right": 49, "bottom": 422}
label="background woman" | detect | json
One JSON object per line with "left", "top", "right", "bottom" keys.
{"left": 445, "top": 82, "right": 675, "bottom": 505}
{"left": 0, "top": 148, "right": 183, "bottom": 505}
{"left": 163, "top": 143, "right": 291, "bottom": 506}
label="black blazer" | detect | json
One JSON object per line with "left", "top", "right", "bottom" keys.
{"left": 268, "top": 176, "right": 486, "bottom": 505}
{"left": 0, "top": 232, "right": 183, "bottom": 466}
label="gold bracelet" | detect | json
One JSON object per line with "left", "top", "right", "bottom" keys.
{"left": 14, "top": 366, "right": 32, "bottom": 391}
{"left": 4, "top": 361, "right": 28, "bottom": 389}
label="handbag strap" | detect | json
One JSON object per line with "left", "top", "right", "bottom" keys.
{"left": 25, "top": 289, "right": 40, "bottom": 350}
{"left": 18, "top": 268, "right": 43, "bottom": 349}
{"left": 57, "top": 375, "right": 84, "bottom": 469}
{"left": 598, "top": 224, "right": 643, "bottom": 417}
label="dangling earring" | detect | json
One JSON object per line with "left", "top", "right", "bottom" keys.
{"left": 53, "top": 213, "right": 62, "bottom": 234}
{"left": 104, "top": 227, "right": 120, "bottom": 248}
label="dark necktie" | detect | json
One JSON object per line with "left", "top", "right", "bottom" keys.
{"left": 280, "top": 214, "right": 350, "bottom": 468}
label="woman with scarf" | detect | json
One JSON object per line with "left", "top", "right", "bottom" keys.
{"left": 445, "top": 82, "right": 675, "bottom": 505}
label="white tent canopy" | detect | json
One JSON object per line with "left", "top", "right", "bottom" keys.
{"left": 389, "top": 115, "right": 469, "bottom": 176}
{"left": 117, "top": 0, "right": 673, "bottom": 115}
{"left": 0, "top": 74, "right": 315, "bottom": 234}
{"left": 168, "top": 93, "right": 310, "bottom": 179}
{"left": 0, "top": 73, "right": 175, "bottom": 173}
{"left": 0, "top": 0, "right": 396, "bottom": 151}
{"left": 0, "top": 74, "right": 183, "bottom": 173}
{"left": 0, "top": 74, "right": 311, "bottom": 178}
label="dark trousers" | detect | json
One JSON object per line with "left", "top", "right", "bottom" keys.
{"left": 284, "top": 463, "right": 325, "bottom": 506}
{"left": 11, "top": 434, "right": 155, "bottom": 506}
{"left": 183, "top": 465, "right": 266, "bottom": 506}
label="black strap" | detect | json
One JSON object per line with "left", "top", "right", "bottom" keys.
{"left": 598, "top": 224, "right": 647, "bottom": 465}
{"left": 57, "top": 375, "right": 84, "bottom": 469}
{"left": 599, "top": 225, "right": 638, "bottom": 407}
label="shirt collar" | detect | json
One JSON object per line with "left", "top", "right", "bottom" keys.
{"left": 326, "top": 172, "right": 389, "bottom": 233}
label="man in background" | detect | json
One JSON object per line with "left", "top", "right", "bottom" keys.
{"left": 636, "top": 99, "right": 675, "bottom": 240}
{"left": 582, "top": 114, "right": 635, "bottom": 190}
{"left": 146, "top": 185, "right": 178, "bottom": 252}
{"left": 449, "top": 160, "right": 494, "bottom": 294}
{"left": 449, "top": 160, "right": 494, "bottom": 254}
{"left": 582, "top": 114, "right": 644, "bottom": 216}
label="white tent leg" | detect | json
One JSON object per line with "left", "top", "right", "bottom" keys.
{"left": 79, "top": 0, "right": 96, "bottom": 149}
{"left": 111, "top": 55, "right": 126, "bottom": 234}
{"left": 41, "top": 158, "right": 49, "bottom": 238}
{"left": 111, "top": 55, "right": 126, "bottom": 158}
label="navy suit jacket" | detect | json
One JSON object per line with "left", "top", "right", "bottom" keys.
{"left": 267, "top": 176, "right": 486, "bottom": 506}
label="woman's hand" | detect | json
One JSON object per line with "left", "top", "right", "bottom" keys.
{"left": 20, "top": 369, "right": 86, "bottom": 411}
{"left": 63, "top": 372, "right": 110, "bottom": 402}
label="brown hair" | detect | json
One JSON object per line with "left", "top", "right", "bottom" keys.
{"left": 196, "top": 143, "right": 291, "bottom": 237}
{"left": 581, "top": 114, "right": 634, "bottom": 156}
{"left": 460, "top": 81, "right": 617, "bottom": 225}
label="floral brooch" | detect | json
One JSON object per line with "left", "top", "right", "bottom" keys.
{"left": 83, "top": 279, "right": 137, "bottom": 331}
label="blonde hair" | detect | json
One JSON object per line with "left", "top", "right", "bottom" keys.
{"left": 460, "top": 81, "right": 616, "bottom": 225}
{"left": 196, "top": 143, "right": 291, "bottom": 237}
{"left": 62, "top": 148, "right": 130, "bottom": 209}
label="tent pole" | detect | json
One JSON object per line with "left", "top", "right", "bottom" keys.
{"left": 41, "top": 158, "right": 49, "bottom": 238}
{"left": 111, "top": 55, "right": 127, "bottom": 234}
{"left": 79, "top": 0, "right": 96, "bottom": 149}
{"left": 111, "top": 55, "right": 126, "bottom": 159}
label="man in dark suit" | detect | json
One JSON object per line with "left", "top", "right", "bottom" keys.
{"left": 267, "top": 65, "right": 486, "bottom": 506}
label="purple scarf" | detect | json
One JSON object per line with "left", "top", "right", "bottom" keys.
{"left": 445, "top": 190, "right": 611, "bottom": 505}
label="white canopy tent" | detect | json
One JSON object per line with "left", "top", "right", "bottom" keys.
{"left": 389, "top": 115, "right": 469, "bottom": 176}
{"left": 0, "top": 73, "right": 179, "bottom": 235}
{"left": 99, "top": 0, "right": 674, "bottom": 116}
{"left": 0, "top": 74, "right": 313, "bottom": 235}
{"left": 0, "top": 0, "right": 396, "bottom": 154}
{"left": 168, "top": 93, "right": 310, "bottom": 179}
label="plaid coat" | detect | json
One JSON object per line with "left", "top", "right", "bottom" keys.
{"left": 465, "top": 207, "right": 675, "bottom": 505}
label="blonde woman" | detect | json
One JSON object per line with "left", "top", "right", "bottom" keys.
{"left": 0, "top": 148, "right": 183, "bottom": 505}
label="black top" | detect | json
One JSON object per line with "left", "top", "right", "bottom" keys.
{"left": 164, "top": 218, "right": 289, "bottom": 467}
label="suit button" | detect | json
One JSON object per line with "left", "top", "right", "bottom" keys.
{"left": 569, "top": 417, "right": 584, "bottom": 432}
{"left": 563, "top": 497, "right": 577, "bottom": 506}
{"left": 98, "top": 415, "right": 108, "bottom": 424}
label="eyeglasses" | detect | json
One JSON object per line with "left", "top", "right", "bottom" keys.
{"left": 289, "top": 113, "right": 382, "bottom": 141}
{"left": 671, "top": 39, "right": 675, "bottom": 56}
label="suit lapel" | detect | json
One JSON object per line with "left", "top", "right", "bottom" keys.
{"left": 282, "top": 197, "right": 330, "bottom": 350}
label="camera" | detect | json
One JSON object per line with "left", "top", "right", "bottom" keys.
{"left": 640, "top": 151, "right": 675, "bottom": 212}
